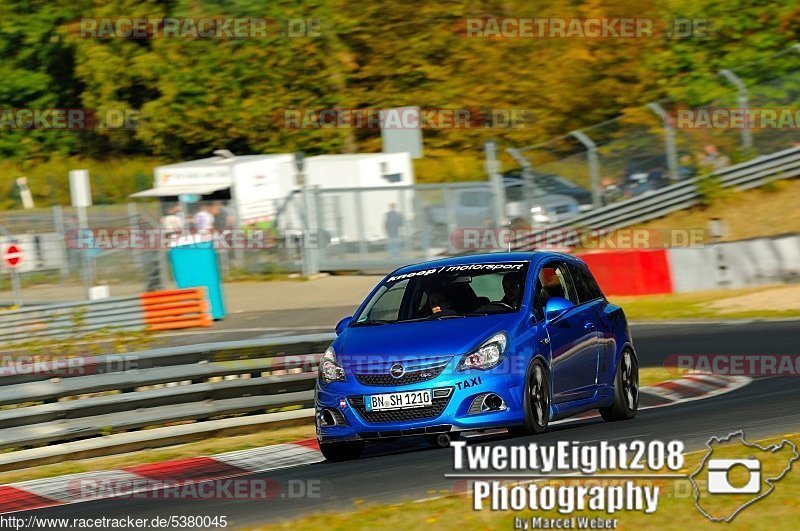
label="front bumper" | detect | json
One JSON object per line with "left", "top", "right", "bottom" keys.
{"left": 315, "top": 358, "right": 526, "bottom": 442}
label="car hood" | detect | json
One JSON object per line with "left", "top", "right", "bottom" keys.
{"left": 335, "top": 313, "right": 520, "bottom": 366}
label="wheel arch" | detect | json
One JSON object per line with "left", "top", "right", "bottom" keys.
{"left": 615, "top": 341, "right": 637, "bottom": 370}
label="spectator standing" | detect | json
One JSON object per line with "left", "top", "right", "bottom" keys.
{"left": 212, "top": 201, "right": 236, "bottom": 230}
{"left": 192, "top": 204, "right": 215, "bottom": 232}
{"left": 384, "top": 202, "right": 404, "bottom": 259}
{"left": 160, "top": 204, "right": 184, "bottom": 233}
{"left": 699, "top": 144, "right": 730, "bottom": 171}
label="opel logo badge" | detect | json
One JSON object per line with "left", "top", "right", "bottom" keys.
{"left": 390, "top": 363, "right": 405, "bottom": 378}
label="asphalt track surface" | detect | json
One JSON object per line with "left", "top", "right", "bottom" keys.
{"left": 19, "top": 320, "right": 800, "bottom": 528}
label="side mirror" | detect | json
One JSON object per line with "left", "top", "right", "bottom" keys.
{"left": 544, "top": 297, "right": 575, "bottom": 323}
{"left": 335, "top": 316, "right": 353, "bottom": 335}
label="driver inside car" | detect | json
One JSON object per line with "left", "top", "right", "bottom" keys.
{"left": 428, "top": 291, "right": 458, "bottom": 316}
{"left": 499, "top": 271, "right": 523, "bottom": 309}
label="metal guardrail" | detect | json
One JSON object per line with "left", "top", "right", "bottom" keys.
{"left": 0, "top": 334, "right": 335, "bottom": 450}
{"left": 0, "top": 288, "right": 212, "bottom": 342}
{"left": 0, "top": 296, "right": 145, "bottom": 342}
{"left": 513, "top": 146, "right": 800, "bottom": 249}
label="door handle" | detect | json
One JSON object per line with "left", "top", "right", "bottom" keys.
{"left": 584, "top": 322, "right": 595, "bottom": 330}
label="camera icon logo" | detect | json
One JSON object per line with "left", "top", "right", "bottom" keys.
{"left": 707, "top": 458, "right": 761, "bottom": 494}
{"left": 690, "top": 431, "right": 799, "bottom": 522}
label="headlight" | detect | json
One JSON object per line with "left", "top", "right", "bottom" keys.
{"left": 458, "top": 332, "right": 507, "bottom": 371}
{"left": 319, "top": 346, "right": 346, "bottom": 383}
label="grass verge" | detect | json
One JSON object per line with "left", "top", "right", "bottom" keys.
{"left": 255, "top": 433, "right": 800, "bottom": 530}
{"left": 612, "top": 284, "right": 800, "bottom": 321}
{"left": 637, "top": 366, "right": 681, "bottom": 387}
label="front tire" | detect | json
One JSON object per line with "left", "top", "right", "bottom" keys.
{"left": 319, "top": 440, "right": 364, "bottom": 462}
{"left": 508, "top": 359, "right": 550, "bottom": 436}
{"left": 600, "top": 349, "right": 638, "bottom": 422}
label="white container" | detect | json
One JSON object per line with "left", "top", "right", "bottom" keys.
{"left": 303, "top": 153, "right": 415, "bottom": 242}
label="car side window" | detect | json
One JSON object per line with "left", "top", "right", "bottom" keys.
{"left": 570, "top": 263, "right": 603, "bottom": 303}
{"left": 582, "top": 265, "right": 605, "bottom": 300}
{"left": 533, "top": 261, "right": 580, "bottom": 320}
{"left": 553, "top": 263, "right": 579, "bottom": 304}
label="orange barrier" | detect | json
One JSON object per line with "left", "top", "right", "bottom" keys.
{"left": 139, "top": 288, "right": 212, "bottom": 330}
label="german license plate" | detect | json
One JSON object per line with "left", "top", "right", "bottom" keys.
{"left": 364, "top": 389, "right": 432, "bottom": 411}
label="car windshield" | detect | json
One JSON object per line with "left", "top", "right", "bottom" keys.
{"left": 353, "top": 262, "right": 529, "bottom": 325}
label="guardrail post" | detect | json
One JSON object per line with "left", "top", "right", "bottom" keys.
{"left": 127, "top": 203, "right": 142, "bottom": 267}
{"left": 314, "top": 187, "right": 327, "bottom": 264}
{"left": 486, "top": 141, "right": 507, "bottom": 226}
{"left": 301, "top": 184, "right": 320, "bottom": 276}
{"left": 647, "top": 102, "right": 680, "bottom": 181}
{"left": 569, "top": 130, "right": 602, "bottom": 209}
{"left": 718, "top": 69, "right": 753, "bottom": 152}
{"left": 355, "top": 190, "right": 368, "bottom": 258}
{"left": 444, "top": 187, "right": 458, "bottom": 254}
{"left": 52, "top": 205, "right": 69, "bottom": 280}
{"left": 76, "top": 203, "right": 96, "bottom": 295}
{"left": 399, "top": 187, "right": 412, "bottom": 256}
{"left": 506, "top": 146, "right": 544, "bottom": 202}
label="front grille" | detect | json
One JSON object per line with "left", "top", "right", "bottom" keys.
{"left": 348, "top": 392, "right": 452, "bottom": 424}
{"left": 354, "top": 363, "right": 447, "bottom": 386}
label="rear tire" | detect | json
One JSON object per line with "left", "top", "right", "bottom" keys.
{"left": 600, "top": 350, "right": 638, "bottom": 422}
{"left": 319, "top": 440, "right": 364, "bottom": 462}
{"left": 508, "top": 359, "right": 550, "bottom": 436}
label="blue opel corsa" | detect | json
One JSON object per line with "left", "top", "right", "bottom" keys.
{"left": 315, "top": 252, "right": 639, "bottom": 461}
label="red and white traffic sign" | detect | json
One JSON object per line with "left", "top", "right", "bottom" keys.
{"left": 4, "top": 244, "right": 22, "bottom": 268}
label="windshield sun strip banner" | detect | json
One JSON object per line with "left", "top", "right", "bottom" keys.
{"left": 385, "top": 262, "right": 527, "bottom": 283}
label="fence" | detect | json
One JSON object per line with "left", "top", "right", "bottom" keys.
{"left": 511, "top": 48, "right": 800, "bottom": 209}
{"left": 0, "top": 180, "right": 506, "bottom": 303}
{"left": 274, "top": 181, "right": 503, "bottom": 272}
{"left": 0, "top": 203, "right": 167, "bottom": 301}
{"left": 513, "top": 146, "right": 800, "bottom": 250}
{"left": 0, "top": 334, "right": 333, "bottom": 450}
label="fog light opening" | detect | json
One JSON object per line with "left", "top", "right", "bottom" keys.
{"left": 437, "top": 434, "right": 452, "bottom": 447}
{"left": 319, "top": 408, "right": 341, "bottom": 427}
{"left": 481, "top": 393, "right": 506, "bottom": 412}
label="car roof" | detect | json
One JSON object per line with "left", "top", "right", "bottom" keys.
{"left": 388, "top": 251, "right": 575, "bottom": 276}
